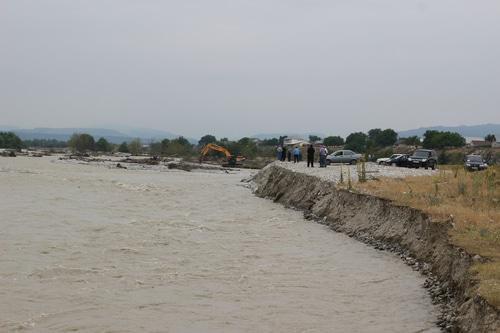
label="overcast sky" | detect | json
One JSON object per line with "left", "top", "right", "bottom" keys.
{"left": 1, "top": 0, "right": 499, "bottom": 138}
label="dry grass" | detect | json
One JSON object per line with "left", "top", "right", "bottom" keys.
{"left": 352, "top": 165, "right": 500, "bottom": 308}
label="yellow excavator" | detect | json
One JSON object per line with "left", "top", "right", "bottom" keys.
{"left": 199, "top": 143, "right": 246, "bottom": 167}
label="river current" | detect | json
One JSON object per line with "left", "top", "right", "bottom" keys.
{"left": 0, "top": 156, "right": 439, "bottom": 332}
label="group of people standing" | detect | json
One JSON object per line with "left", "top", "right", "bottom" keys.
{"left": 276, "top": 144, "right": 329, "bottom": 167}
{"left": 276, "top": 146, "right": 299, "bottom": 162}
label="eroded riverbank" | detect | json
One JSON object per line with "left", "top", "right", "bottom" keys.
{"left": 252, "top": 164, "right": 500, "bottom": 332}
{"left": 1, "top": 157, "right": 439, "bottom": 332}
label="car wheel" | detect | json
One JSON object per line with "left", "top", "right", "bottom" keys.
{"left": 350, "top": 160, "right": 357, "bottom": 165}
{"left": 431, "top": 163, "right": 436, "bottom": 170}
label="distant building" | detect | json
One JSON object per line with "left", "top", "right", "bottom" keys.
{"left": 283, "top": 138, "right": 309, "bottom": 147}
{"left": 470, "top": 140, "right": 492, "bottom": 148}
{"left": 465, "top": 137, "right": 483, "bottom": 144}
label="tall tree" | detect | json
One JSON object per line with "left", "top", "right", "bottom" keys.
{"left": 400, "top": 136, "right": 421, "bottom": 146}
{"left": 261, "top": 138, "right": 279, "bottom": 146}
{"left": 128, "top": 138, "right": 143, "bottom": 155}
{"left": 68, "top": 133, "right": 95, "bottom": 153}
{"left": 368, "top": 128, "right": 382, "bottom": 141}
{"left": 118, "top": 141, "right": 130, "bottom": 153}
{"left": 323, "top": 136, "right": 344, "bottom": 146}
{"left": 0, "top": 132, "right": 23, "bottom": 150}
{"left": 377, "top": 129, "right": 398, "bottom": 147}
{"left": 160, "top": 138, "right": 170, "bottom": 155}
{"left": 485, "top": 134, "right": 497, "bottom": 143}
{"left": 422, "top": 130, "right": 465, "bottom": 149}
{"left": 95, "top": 137, "right": 111, "bottom": 152}
{"left": 368, "top": 128, "right": 397, "bottom": 147}
{"left": 345, "top": 132, "right": 368, "bottom": 152}
{"left": 174, "top": 136, "right": 191, "bottom": 146}
{"left": 309, "top": 135, "right": 322, "bottom": 143}
{"left": 164, "top": 137, "right": 193, "bottom": 156}
{"left": 198, "top": 134, "right": 217, "bottom": 146}
{"left": 150, "top": 138, "right": 172, "bottom": 156}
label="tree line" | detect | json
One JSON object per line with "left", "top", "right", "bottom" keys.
{"left": 66, "top": 133, "right": 271, "bottom": 158}
{"left": 0, "top": 130, "right": 497, "bottom": 159}
{"left": 0, "top": 132, "right": 23, "bottom": 150}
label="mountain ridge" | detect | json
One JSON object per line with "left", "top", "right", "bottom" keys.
{"left": 398, "top": 123, "right": 500, "bottom": 138}
{"left": 0, "top": 127, "right": 194, "bottom": 144}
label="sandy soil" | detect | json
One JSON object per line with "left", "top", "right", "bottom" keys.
{"left": 0, "top": 156, "right": 438, "bottom": 332}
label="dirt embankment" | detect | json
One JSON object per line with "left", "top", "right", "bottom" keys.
{"left": 252, "top": 165, "right": 500, "bottom": 333}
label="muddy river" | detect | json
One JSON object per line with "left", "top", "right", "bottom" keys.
{"left": 0, "top": 157, "right": 439, "bottom": 332}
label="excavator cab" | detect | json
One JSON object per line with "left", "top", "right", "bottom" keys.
{"left": 225, "top": 155, "right": 238, "bottom": 167}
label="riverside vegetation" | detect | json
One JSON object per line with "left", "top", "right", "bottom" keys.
{"left": 3, "top": 130, "right": 500, "bottom": 165}
{"left": 352, "top": 166, "right": 500, "bottom": 308}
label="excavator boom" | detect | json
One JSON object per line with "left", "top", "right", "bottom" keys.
{"left": 199, "top": 143, "right": 245, "bottom": 167}
{"left": 200, "top": 143, "right": 232, "bottom": 158}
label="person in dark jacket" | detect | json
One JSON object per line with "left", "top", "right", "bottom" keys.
{"left": 281, "top": 146, "right": 287, "bottom": 161}
{"left": 307, "top": 144, "right": 315, "bottom": 167}
{"left": 293, "top": 147, "right": 300, "bottom": 163}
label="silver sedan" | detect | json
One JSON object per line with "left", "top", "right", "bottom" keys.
{"left": 326, "top": 150, "right": 362, "bottom": 164}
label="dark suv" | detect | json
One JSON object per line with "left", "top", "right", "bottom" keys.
{"left": 408, "top": 149, "right": 438, "bottom": 170}
{"left": 464, "top": 155, "right": 488, "bottom": 171}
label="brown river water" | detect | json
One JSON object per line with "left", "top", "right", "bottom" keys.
{"left": 0, "top": 157, "right": 439, "bottom": 332}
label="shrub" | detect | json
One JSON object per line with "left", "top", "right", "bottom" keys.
{"left": 68, "top": 133, "right": 95, "bottom": 153}
{"left": 323, "top": 136, "right": 344, "bottom": 146}
{"left": 118, "top": 142, "right": 129, "bottom": 153}
{"left": 95, "top": 137, "right": 112, "bottom": 152}
{"left": 164, "top": 137, "right": 193, "bottom": 156}
{"left": 400, "top": 136, "right": 421, "bottom": 146}
{"left": 0, "top": 132, "right": 23, "bottom": 150}
{"left": 127, "top": 138, "right": 142, "bottom": 155}
{"left": 422, "top": 130, "right": 465, "bottom": 149}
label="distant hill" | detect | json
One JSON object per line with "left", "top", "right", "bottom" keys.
{"left": 398, "top": 124, "right": 500, "bottom": 139}
{"left": 117, "top": 127, "right": 178, "bottom": 140}
{"left": 0, "top": 125, "right": 19, "bottom": 131}
{"left": 0, "top": 127, "right": 192, "bottom": 144}
{"left": 251, "top": 133, "right": 325, "bottom": 140}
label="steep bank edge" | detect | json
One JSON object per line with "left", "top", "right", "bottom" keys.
{"left": 252, "top": 165, "right": 499, "bottom": 333}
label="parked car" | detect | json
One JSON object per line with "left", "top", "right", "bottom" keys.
{"left": 376, "top": 154, "right": 404, "bottom": 165}
{"left": 408, "top": 149, "right": 438, "bottom": 169}
{"left": 386, "top": 154, "right": 411, "bottom": 167}
{"left": 326, "top": 150, "right": 362, "bottom": 164}
{"left": 464, "top": 155, "right": 488, "bottom": 171}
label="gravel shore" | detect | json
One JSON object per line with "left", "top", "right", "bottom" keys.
{"left": 271, "top": 160, "right": 438, "bottom": 183}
